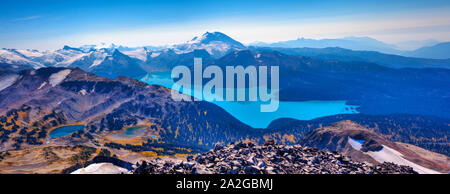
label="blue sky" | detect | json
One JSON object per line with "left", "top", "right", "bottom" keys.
{"left": 1, "top": 0, "right": 450, "bottom": 50}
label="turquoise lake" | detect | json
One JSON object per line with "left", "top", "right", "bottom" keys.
{"left": 49, "top": 125, "right": 85, "bottom": 138}
{"left": 140, "top": 72, "right": 359, "bottom": 128}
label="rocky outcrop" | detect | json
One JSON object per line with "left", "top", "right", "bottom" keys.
{"left": 133, "top": 141, "right": 417, "bottom": 174}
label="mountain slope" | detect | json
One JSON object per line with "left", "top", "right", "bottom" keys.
{"left": 300, "top": 120, "right": 449, "bottom": 174}
{"left": 266, "top": 114, "right": 450, "bottom": 157}
{"left": 0, "top": 49, "right": 46, "bottom": 70}
{"left": 0, "top": 67, "right": 254, "bottom": 152}
{"left": 142, "top": 49, "right": 213, "bottom": 72}
{"left": 402, "top": 42, "right": 450, "bottom": 59}
{"left": 87, "top": 49, "right": 147, "bottom": 78}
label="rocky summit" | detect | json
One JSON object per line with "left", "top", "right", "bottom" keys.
{"left": 133, "top": 140, "right": 417, "bottom": 174}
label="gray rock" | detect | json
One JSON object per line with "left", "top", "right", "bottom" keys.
{"left": 132, "top": 142, "right": 418, "bottom": 174}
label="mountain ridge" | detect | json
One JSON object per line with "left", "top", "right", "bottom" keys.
{"left": 300, "top": 120, "right": 449, "bottom": 173}
{"left": 2, "top": 32, "right": 450, "bottom": 79}
{"left": 402, "top": 42, "right": 450, "bottom": 59}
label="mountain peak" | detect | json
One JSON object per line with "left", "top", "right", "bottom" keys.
{"left": 193, "top": 31, "right": 243, "bottom": 46}
{"left": 75, "top": 43, "right": 119, "bottom": 52}
{"left": 62, "top": 45, "right": 83, "bottom": 52}
{"left": 173, "top": 31, "right": 246, "bottom": 58}
{"left": 203, "top": 31, "right": 227, "bottom": 37}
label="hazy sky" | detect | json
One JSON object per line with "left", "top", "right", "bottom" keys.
{"left": 1, "top": 0, "right": 450, "bottom": 50}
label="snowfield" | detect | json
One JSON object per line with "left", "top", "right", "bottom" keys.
{"left": 122, "top": 48, "right": 148, "bottom": 61}
{"left": 71, "top": 163, "right": 129, "bottom": 174}
{"left": 347, "top": 137, "right": 440, "bottom": 174}
{"left": 49, "top": 69, "right": 72, "bottom": 87}
{"left": 150, "top": 52, "right": 161, "bottom": 58}
{"left": 0, "top": 74, "right": 20, "bottom": 91}
{"left": 0, "top": 49, "right": 45, "bottom": 69}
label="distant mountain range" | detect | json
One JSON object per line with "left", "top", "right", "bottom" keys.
{"left": 250, "top": 47, "right": 450, "bottom": 69}
{"left": 1, "top": 31, "right": 450, "bottom": 80}
{"left": 250, "top": 37, "right": 450, "bottom": 59}
{"left": 0, "top": 32, "right": 247, "bottom": 78}
{"left": 402, "top": 42, "right": 450, "bottom": 59}
{"left": 250, "top": 36, "right": 401, "bottom": 55}
{"left": 1, "top": 32, "right": 449, "bottom": 118}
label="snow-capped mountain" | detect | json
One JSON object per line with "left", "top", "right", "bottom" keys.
{"left": 0, "top": 45, "right": 144, "bottom": 78}
{"left": 59, "top": 46, "right": 112, "bottom": 69}
{"left": 0, "top": 48, "right": 46, "bottom": 70}
{"left": 78, "top": 43, "right": 120, "bottom": 52}
{"left": 121, "top": 47, "right": 150, "bottom": 61}
{"left": 0, "top": 31, "right": 248, "bottom": 76}
{"left": 87, "top": 49, "right": 147, "bottom": 78}
{"left": 171, "top": 31, "right": 246, "bottom": 58}
{"left": 0, "top": 45, "right": 110, "bottom": 71}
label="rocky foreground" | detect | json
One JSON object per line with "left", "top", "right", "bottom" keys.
{"left": 133, "top": 141, "right": 417, "bottom": 174}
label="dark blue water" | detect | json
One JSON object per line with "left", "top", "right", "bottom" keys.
{"left": 49, "top": 125, "right": 85, "bottom": 138}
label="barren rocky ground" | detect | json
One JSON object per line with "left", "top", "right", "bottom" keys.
{"left": 133, "top": 140, "right": 417, "bottom": 174}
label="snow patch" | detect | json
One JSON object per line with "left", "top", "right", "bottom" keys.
{"left": 37, "top": 82, "right": 47, "bottom": 90}
{"left": 150, "top": 52, "right": 161, "bottom": 58}
{"left": 54, "top": 50, "right": 88, "bottom": 67}
{"left": 17, "top": 49, "right": 44, "bottom": 58}
{"left": 88, "top": 51, "right": 109, "bottom": 68}
{"left": 0, "top": 49, "right": 28, "bottom": 62}
{"left": 49, "top": 69, "right": 71, "bottom": 87}
{"left": 347, "top": 137, "right": 440, "bottom": 174}
{"left": 91, "top": 58, "right": 104, "bottom": 67}
{"left": 79, "top": 89, "right": 87, "bottom": 95}
{"left": 0, "top": 74, "right": 19, "bottom": 91}
{"left": 71, "top": 163, "right": 129, "bottom": 174}
{"left": 367, "top": 145, "right": 440, "bottom": 174}
{"left": 347, "top": 137, "right": 363, "bottom": 151}
{"left": 122, "top": 48, "right": 148, "bottom": 61}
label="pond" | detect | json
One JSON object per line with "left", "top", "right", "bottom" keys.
{"left": 48, "top": 125, "right": 85, "bottom": 138}
{"left": 109, "top": 126, "right": 158, "bottom": 140}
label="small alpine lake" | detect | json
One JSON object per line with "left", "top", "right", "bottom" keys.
{"left": 109, "top": 126, "right": 158, "bottom": 140}
{"left": 48, "top": 125, "right": 85, "bottom": 138}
